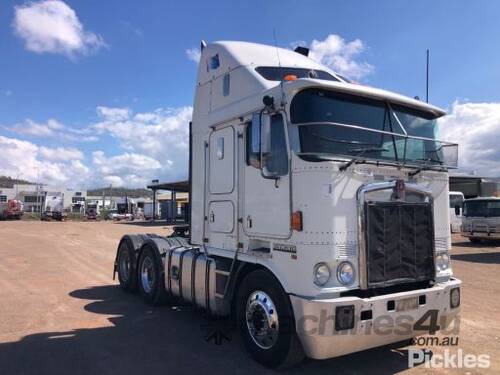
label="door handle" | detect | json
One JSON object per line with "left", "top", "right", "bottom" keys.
{"left": 246, "top": 215, "right": 252, "bottom": 228}
{"left": 209, "top": 211, "right": 215, "bottom": 222}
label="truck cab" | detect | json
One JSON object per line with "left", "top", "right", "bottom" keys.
{"left": 449, "top": 191, "right": 465, "bottom": 232}
{"left": 462, "top": 197, "right": 500, "bottom": 242}
{"left": 115, "top": 41, "right": 461, "bottom": 368}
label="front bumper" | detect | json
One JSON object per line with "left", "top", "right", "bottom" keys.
{"left": 290, "top": 278, "right": 461, "bottom": 360}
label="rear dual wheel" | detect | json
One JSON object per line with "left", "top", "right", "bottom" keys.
{"left": 137, "top": 245, "right": 167, "bottom": 305}
{"left": 117, "top": 241, "right": 137, "bottom": 292}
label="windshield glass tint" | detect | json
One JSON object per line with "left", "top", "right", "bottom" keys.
{"left": 290, "top": 88, "right": 452, "bottom": 166}
{"left": 464, "top": 200, "right": 500, "bottom": 217}
{"left": 449, "top": 194, "right": 464, "bottom": 208}
{"left": 256, "top": 67, "right": 339, "bottom": 81}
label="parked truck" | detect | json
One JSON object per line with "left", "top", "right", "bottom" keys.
{"left": 41, "top": 193, "right": 65, "bottom": 221}
{"left": 449, "top": 191, "right": 465, "bottom": 233}
{"left": 113, "top": 41, "right": 462, "bottom": 368}
{"left": 462, "top": 197, "right": 500, "bottom": 243}
{"left": 0, "top": 199, "right": 23, "bottom": 220}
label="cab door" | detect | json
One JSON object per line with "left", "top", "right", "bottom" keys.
{"left": 205, "top": 125, "right": 238, "bottom": 250}
{"left": 243, "top": 112, "right": 291, "bottom": 238}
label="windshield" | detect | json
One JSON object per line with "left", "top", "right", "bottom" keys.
{"left": 449, "top": 194, "right": 464, "bottom": 208}
{"left": 464, "top": 200, "right": 500, "bottom": 217}
{"left": 290, "top": 88, "right": 458, "bottom": 167}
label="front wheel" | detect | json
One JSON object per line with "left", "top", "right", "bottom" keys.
{"left": 236, "top": 269, "right": 304, "bottom": 369}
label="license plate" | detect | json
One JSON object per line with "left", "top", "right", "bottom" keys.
{"left": 396, "top": 296, "right": 419, "bottom": 312}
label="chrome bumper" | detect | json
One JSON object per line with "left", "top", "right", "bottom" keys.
{"left": 290, "top": 278, "right": 462, "bottom": 360}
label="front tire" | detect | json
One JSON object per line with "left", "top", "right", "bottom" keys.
{"left": 137, "top": 245, "right": 167, "bottom": 305}
{"left": 236, "top": 269, "right": 304, "bottom": 369}
{"left": 469, "top": 237, "right": 481, "bottom": 244}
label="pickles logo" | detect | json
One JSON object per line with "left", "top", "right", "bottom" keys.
{"left": 409, "top": 349, "right": 490, "bottom": 369}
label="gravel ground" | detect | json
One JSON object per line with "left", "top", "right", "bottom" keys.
{"left": 0, "top": 221, "right": 498, "bottom": 374}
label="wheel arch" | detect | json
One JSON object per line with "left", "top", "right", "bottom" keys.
{"left": 113, "top": 234, "right": 152, "bottom": 280}
{"left": 228, "top": 261, "right": 287, "bottom": 316}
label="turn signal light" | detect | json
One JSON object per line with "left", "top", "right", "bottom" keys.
{"left": 283, "top": 74, "right": 298, "bottom": 81}
{"left": 291, "top": 211, "right": 303, "bottom": 231}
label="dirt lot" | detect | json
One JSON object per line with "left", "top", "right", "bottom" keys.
{"left": 0, "top": 221, "right": 499, "bottom": 374}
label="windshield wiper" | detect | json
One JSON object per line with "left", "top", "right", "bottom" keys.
{"left": 339, "top": 147, "right": 388, "bottom": 171}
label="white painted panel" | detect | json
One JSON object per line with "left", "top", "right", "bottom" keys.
{"left": 243, "top": 162, "right": 291, "bottom": 238}
{"left": 209, "top": 127, "right": 234, "bottom": 194}
{"left": 208, "top": 200, "right": 234, "bottom": 233}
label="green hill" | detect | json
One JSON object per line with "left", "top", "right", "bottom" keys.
{"left": 0, "top": 176, "right": 35, "bottom": 188}
{"left": 87, "top": 187, "right": 152, "bottom": 198}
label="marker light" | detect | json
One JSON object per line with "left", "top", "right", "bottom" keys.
{"left": 291, "top": 211, "right": 303, "bottom": 231}
{"left": 283, "top": 74, "right": 298, "bottom": 81}
{"left": 450, "top": 287, "right": 460, "bottom": 309}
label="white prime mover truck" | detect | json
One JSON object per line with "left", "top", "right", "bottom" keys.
{"left": 114, "top": 41, "right": 461, "bottom": 368}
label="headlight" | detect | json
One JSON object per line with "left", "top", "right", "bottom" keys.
{"left": 337, "top": 261, "right": 355, "bottom": 285}
{"left": 436, "top": 252, "right": 450, "bottom": 271}
{"left": 313, "top": 263, "right": 331, "bottom": 286}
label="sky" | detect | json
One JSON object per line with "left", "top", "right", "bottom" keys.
{"left": 1, "top": 0, "right": 499, "bottom": 189}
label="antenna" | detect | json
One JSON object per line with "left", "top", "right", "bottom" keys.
{"left": 273, "top": 28, "right": 285, "bottom": 105}
{"left": 426, "top": 49, "right": 430, "bottom": 103}
{"left": 273, "top": 28, "right": 282, "bottom": 68}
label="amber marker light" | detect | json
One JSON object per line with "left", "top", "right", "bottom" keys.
{"left": 291, "top": 211, "right": 303, "bottom": 231}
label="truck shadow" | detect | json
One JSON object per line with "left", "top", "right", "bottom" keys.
{"left": 115, "top": 220, "right": 173, "bottom": 227}
{"left": 0, "top": 285, "right": 421, "bottom": 375}
{"left": 452, "top": 240, "right": 500, "bottom": 248}
{"left": 451, "top": 251, "right": 500, "bottom": 265}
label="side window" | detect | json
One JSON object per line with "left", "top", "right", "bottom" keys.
{"left": 223, "top": 74, "right": 230, "bottom": 97}
{"left": 263, "top": 114, "right": 288, "bottom": 177}
{"left": 246, "top": 115, "right": 260, "bottom": 168}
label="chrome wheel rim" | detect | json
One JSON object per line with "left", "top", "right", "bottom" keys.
{"left": 140, "top": 256, "right": 155, "bottom": 293}
{"left": 118, "top": 248, "right": 130, "bottom": 283}
{"left": 245, "top": 291, "right": 279, "bottom": 349}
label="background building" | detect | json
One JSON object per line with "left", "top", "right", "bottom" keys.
{"left": 0, "top": 184, "right": 87, "bottom": 213}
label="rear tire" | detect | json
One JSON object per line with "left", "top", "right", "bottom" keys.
{"left": 137, "top": 245, "right": 167, "bottom": 305}
{"left": 236, "top": 269, "right": 304, "bottom": 369}
{"left": 117, "top": 240, "right": 138, "bottom": 292}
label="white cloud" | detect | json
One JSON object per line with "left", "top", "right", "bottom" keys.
{"left": 92, "top": 106, "right": 192, "bottom": 181}
{"left": 96, "top": 106, "right": 131, "bottom": 122}
{"left": 9, "top": 118, "right": 98, "bottom": 142}
{"left": 92, "top": 151, "right": 162, "bottom": 187}
{"left": 0, "top": 135, "right": 90, "bottom": 186}
{"left": 186, "top": 47, "right": 201, "bottom": 63}
{"left": 12, "top": 0, "right": 105, "bottom": 58}
{"left": 92, "top": 151, "right": 161, "bottom": 174}
{"left": 1, "top": 103, "right": 193, "bottom": 188}
{"left": 304, "top": 34, "right": 373, "bottom": 80}
{"left": 39, "top": 146, "right": 84, "bottom": 161}
{"left": 439, "top": 101, "right": 500, "bottom": 176}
